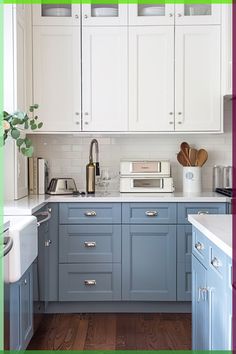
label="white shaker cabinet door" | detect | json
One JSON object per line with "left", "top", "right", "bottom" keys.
{"left": 175, "top": 26, "right": 222, "bottom": 132}
{"left": 82, "top": 27, "right": 128, "bottom": 131}
{"left": 129, "top": 26, "right": 174, "bottom": 131}
{"left": 33, "top": 26, "right": 81, "bottom": 131}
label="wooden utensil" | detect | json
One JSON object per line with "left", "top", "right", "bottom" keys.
{"left": 189, "top": 148, "right": 197, "bottom": 166}
{"left": 180, "top": 142, "right": 191, "bottom": 166}
{"left": 195, "top": 149, "right": 208, "bottom": 167}
{"left": 177, "top": 151, "right": 188, "bottom": 166}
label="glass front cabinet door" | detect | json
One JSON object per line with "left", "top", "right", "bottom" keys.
{"left": 129, "top": 4, "right": 175, "bottom": 25}
{"left": 175, "top": 4, "right": 221, "bottom": 25}
{"left": 82, "top": 4, "right": 128, "bottom": 26}
{"left": 32, "top": 4, "right": 80, "bottom": 26}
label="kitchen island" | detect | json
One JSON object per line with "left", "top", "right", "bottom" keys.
{"left": 188, "top": 214, "right": 232, "bottom": 350}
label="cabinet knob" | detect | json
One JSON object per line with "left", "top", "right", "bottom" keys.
{"left": 84, "top": 112, "right": 89, "bottom": 116}
{"left": 169, "top": 121, "right": 174, "bottom": 125}
{"left": 177, "top": 121, "right": 182, "bottom": 124}
{"left": 75, "top": 121, "right": 80, "bottom": 125}
{"left": 84, "top": 280, "right": 96, "bottom": 286}
{"left": 195, "top": 242, "right": 204, "bottom": 251}
{"left": 84, "top": 14, "right": 88, "bottom": 19}
{"left": 211, "top": 257, "right": 222, "bottom": 269}
{"left": 45, "top": 240, "right": 52, "bottom": 247}
{"left": 24, "top": 279, "right": 27, "bottom": 285}
{"left": 169, "top": 112, "right": 173, "bottom": 115}
{"left": 75, "top": 112, "right": 80, "bottom": 116}
{"left": 177, "top": 13, "right": 182, "bottom": 17}
{"left": 169, "top": 13, "right": 173, "bottom": 17}
{"left": 48, "top": 208, "right": 52, "bottom": 213}
{"left": 178, "top": 112, "right": 182, "bottom": 115}
{"left": 75, "top": 14, "right": 79, "bottom": 19}
{"left": 84, "top": 122, "right": 89, "bottom": 125}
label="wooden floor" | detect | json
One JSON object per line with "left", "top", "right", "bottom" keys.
{"left": 28, "top": 313, "right": 191, "bottom": 350}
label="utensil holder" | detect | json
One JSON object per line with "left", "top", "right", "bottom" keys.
{"left": 183, "top": 167, "right": 202, "bottom": 194}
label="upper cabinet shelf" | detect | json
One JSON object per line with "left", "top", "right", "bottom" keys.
{"left": 82, "top": 4, "right": 128, "bottom": 26}
{"left": 33, "top": 4, "right": 80, "bottom": 26}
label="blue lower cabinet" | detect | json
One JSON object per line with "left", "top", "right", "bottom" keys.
{"left": 226, "top": 256, "right": 232, "bottom": 349}
{"left": 59, "top": 263, "right": 121, "bottom": 301}
{"left": 10, "top": 265, "right": 33, "bottom": 350}
{"left": 192, "top": 255, "right": 209, "bottom": 351}
{"left": 177, "top": 225, "right": 192, "bottom": 301}
{"left": 122, "top": 224, "right": 176, "bottom": 301}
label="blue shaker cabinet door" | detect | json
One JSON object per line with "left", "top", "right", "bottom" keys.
{"left": 192, "top": 255, "right": 209, "bottom": 351}
{"left": 10, "top": 266, "right": 33, "bottom": 351}
{"left": 122, "top": 224, "right": 176, "bottom": 301}
{"left": 177, "top": 225, "right": 192, "bottom": 301}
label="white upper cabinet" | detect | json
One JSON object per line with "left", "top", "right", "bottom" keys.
{"left": 129, "top": 26, "right": 174, "bottom": 131}
{"left": 33, "top": 4, "right": 80, "bottom": 26}
{"left": 82, "top": 27, "right": 128, "bottom": 131}
{"left": 129, "top": 4, "right": 175, "bottom": 25}
{"left": 175, "top": 26, "right": 221, "bottom": 131}
{"left": 33, "top": 26, "right": 81, "bottom": 131}
{"left": 82, "top": 4, "right": 128, "bottom": 26}
{"left": 175, "top": 4, "right": 221, "bottom": 25}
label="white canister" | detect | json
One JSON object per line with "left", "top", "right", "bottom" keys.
{"left": 183, "top": 167, "right": 202, "bottom": 194}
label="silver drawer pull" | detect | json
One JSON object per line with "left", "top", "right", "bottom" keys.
{"left": 198, "top": 211, "right": 209, "bottom": 215}
{"left": 195, "top": 242, "right": 204, "bottom": 251}
{"left": 145, "top": 210, "right": 158, "bottom": 217}
{"left": 84, "top": 280, "right": 96, "bottom": 286}
{"left": 84, "top": 241, "right": 96, "bottom": 248}
{"left": 211, "top": 257, "right": 222, "bottom": 269}
{"left": 84, "top": 210, "right": 97, "bottom": 217}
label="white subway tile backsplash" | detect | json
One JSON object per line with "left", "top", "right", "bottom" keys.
{"left": 28, "top": 107, "right": 232, "bottom": 192}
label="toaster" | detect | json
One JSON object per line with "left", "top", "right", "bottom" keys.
{"left": 47, "top": 178, "right": 77, "bottom": 195}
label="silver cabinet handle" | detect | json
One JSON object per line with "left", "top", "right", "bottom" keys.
{"left": 198, "top": 210, "right": 209, "bottom": 215}
{"left": 24, "top": 279, "right": 27, "bottom": 285}
{"left": 84, "top": 210, "right": 97, "bottom": 217}
{"left": 169, "top": 122, "right": 174, "bottom": 125}
{"left": 84, "top": 241, "right": 96, "bottom": 248}
{"left": 75, "top": 112, "right": 80, "bottom": 116}
{"left": 145, "top": 210, "right": 158, "bottom": 217}
{"left": 169, "top": 13, "right": 173, "bottom": 17}
{"left": 195, "top": 242, "right": 204, "bottom": 251}
{"left": 84, "top": 14, "right": 88, "bottom": 19}
{"left": 84, "top": 280, "right": 96, "bottom": 286}
{"left": 45, "top": 240, "right": 52, "bottom": 247}
{"left": 198, "top": 287, "right": 208, "bottom": 302}
{"left": 211, "top": 257, "right": 222, "bottom": 269}
{"left": 177, "top": 121, "right": 182, "bottom": 124}
{"left": 169, "top": 112, "right": 173, "bottom": 115}
{"left": 177, "top": 13, "right": 182, "bottom": 17}
{"left": 178, "top": 112, "right": 182, "bottom": 115}
{"left": 36, "top": 210, "right": 51, "bottom": 227}
{"left": 75, "top": 14, "right": 79, "bottom": 19}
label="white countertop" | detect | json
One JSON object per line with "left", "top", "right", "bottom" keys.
{"left": 3, "top": 192, "right": 230, "bottom": 216}
{"left": 188, "top": 214, "right": 232, "bottom": 258}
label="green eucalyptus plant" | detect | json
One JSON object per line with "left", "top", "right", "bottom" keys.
{"left": 2, "top": 104, "right": 43, "bottom": 157}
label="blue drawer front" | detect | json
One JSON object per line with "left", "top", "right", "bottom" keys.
{"left": 178, "top": 203, "right": 227, "bottom": 224}
{"left": 192, "top": 227, "right": 210, "bottom": 267}
{"left": 59, "top": 203, "right": 121, "bottom": 224}
{"left": 122, "top": 203, "right": 177, "bottom": 224}
{"left": 59, "top": 224, "right": 121, "bottom": 263}
{"left": 59, "top": 263, "right": 121, "bottom": 301}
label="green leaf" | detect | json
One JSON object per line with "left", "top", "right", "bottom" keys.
{"left": 12, "top": 118, "right": 21, "bottom": 125}
{"left": 24, "top": 121, "right": 29, "bottom": 129}
{"left": 37, "top": 122, "right": 43, "bottom": 129}
{"left": 30, "top": 119, "right": 35, "bottom": 125}
{"left": 33, "top": 104, "right": 39, "bottom": 109}
{"left": 29, "top": 106, "right": 34, "bottom": 112}
{"left": 25, "top": 137, "right": 32, "bottom": 148}
{"left": 21, "top": 146, "right": 33, "bottom": 157}
{"left": 11, "top": 128, "right": 21, "bottom": 139}
{"left": 16, "top": 138, "right": 24, "bottom": 147}
{"left": 31, "top": 124, "right": 37, "bottom": 130}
